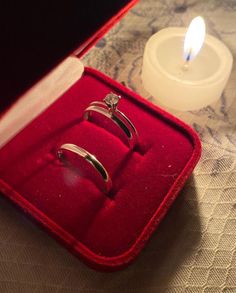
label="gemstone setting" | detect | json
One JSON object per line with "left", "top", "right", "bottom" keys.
{"left": 104, "top": 93, "right": 121, "bottom": 111}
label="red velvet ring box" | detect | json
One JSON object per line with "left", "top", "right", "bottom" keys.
{"left": 0, "top": 0, "right": 201, "bottom": 271}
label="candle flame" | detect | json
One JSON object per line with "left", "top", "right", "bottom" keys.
{"left": 184, "top": 16, "right": 206, "bottom": 62}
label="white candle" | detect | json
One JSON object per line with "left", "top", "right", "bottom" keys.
{"left": 141, "top": 17, "right": 233, "bottom": 111}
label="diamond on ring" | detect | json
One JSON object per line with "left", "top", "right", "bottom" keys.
{"left": 103, "top": 93, "right": 121, "bottom": 112}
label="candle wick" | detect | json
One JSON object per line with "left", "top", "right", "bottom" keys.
{"left": 182, "top": 48, "right": 192, "bottom": 71}
{"left": 186, "top": 51, "right": 191, "bottom": 62}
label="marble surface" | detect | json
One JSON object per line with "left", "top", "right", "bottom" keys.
{"left": 0, "top": 0, "right": 236, "bottom": 292}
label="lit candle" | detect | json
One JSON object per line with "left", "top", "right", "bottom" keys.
{"left": 141, "top": 16, "right": 233, "bottom": 111}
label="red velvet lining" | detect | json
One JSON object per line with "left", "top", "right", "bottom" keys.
{"left": 0, "top": 68, "right": 201, "bottom": 270}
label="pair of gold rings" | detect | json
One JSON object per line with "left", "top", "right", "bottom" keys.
{"left": 57, "top": 93, "right": 138, "bottom": 193}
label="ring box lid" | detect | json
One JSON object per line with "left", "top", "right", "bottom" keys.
{"left": 0, "top": 0, "right": 137, "bottom": 117}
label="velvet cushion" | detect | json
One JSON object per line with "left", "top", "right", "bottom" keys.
{"left": 0, "top": 67, "right": 201, "bottom": 270}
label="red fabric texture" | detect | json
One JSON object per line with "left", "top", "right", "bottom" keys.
{"left": 0, "top": 68, "right": 201, "bottom": 271}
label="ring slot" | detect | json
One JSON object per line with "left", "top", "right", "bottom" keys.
{"left": 57, "top": 143, "right": 112, "bottom": 194}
